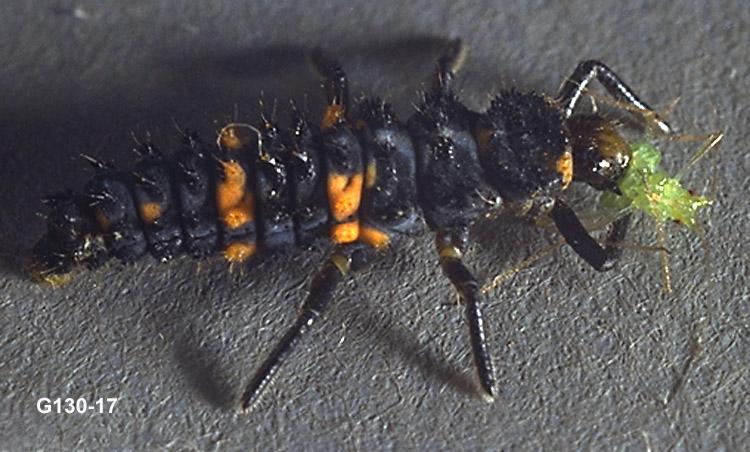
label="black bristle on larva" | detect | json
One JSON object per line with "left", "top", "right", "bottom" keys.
{"left": 85, "top": 161, "right": 149, "bottom": 263}
{"left": 357, "top": 97, "right": 395, "bottom": 125}
{"left": 476, "top": 89, "right": 569, "bottom": 204}
{"left": 255, "top": 120, "right": 296, "bottom": 251}
{"left": 283, "top": 108, "right": 329, "bottom": 245}
{"left": 408, "top": 83, "right": 486, "bottom": 231}
{"left": 356, "top": 98, "right": 420, "bottom": 234}
{"left": 172, "top": 131, "right": 220, "bottom": 258}
{"left": 131, "top": 142, "right": 184, "bottom": 262}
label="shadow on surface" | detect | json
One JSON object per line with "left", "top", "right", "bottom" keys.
{"left": 173, "top": 328, "right": 237, "bottom": 409}
{"left": 353, "top": 298, "right": 479, "bottom": 398}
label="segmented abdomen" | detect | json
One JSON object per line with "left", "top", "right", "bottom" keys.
{"left": 38, "top": 91, "right": 490, "bottom": 273}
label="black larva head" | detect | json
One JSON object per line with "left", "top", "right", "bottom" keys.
{"left": 567, "top": 114, "right": 631, "bottom": 193}
{"left": 30, "top": 192, "right": 105, "bottom": 285}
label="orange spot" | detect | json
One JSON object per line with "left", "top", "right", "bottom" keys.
{"left": 217, "top": 161, "right": 246, "bottom": 211}
{"left": 218, "top": 123, "right": 255, "bottom": 150}
{"left": 359, "top": 226, "right": 390, "bottom": 250}
{"left": 321, "top": 104, "right": 345, "bottom": 130}
{"left": 224, "top": 242, "right": 257, "bottom": 263}
{"left": 331, "top": 221, "right": 359, "bottom": 244}
{"left": 556, "top": 150, "right": 573, "bottom": 189}
{"left": 216, "top": 160, "right": 255, "bottom": 229}
{"left": 139, "top": 202, "right": 162, "bottom": 224}
{"left": 328, "top": 173, "right": 363, "bottom": 222}
{"left": 223, "top": 196, "right": 255, "bottom": 229}
{"left": 94, "top": 209, "right": 110, "bottom": 231}
{"left": 365, "top": 162, "right": 377, "bottom": 189}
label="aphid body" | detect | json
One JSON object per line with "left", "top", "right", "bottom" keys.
{"left": 601, "top": 139, "right": 712, "bottom": 228}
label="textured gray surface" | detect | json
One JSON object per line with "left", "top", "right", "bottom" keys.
{"left": 1, "top": 0, "right": 748, "bottom": 450}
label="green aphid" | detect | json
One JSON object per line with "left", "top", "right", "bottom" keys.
{"left": 600, "top": 140, "right": 711, "bottom": 229}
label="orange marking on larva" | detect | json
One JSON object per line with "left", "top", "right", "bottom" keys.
{"left": 359, "top": 226, "right": 390, "bottom": 250}
{"left": 139, "top": 202, "right": 162, "bottom": 224}
{"left": 224, "top": 242, "right": 257, "bottom": 263}
{"left": 365, "top": 162, "right": 377, "bottom": 189}
{"left": 331, "top": 221, "right": 360, "bottom": 244}
{"left": 328, "top": 173, "right": 363, "bottom": 222}
{"left": 216, "top": 160, "right": 255, "bottom": 229}
{"left": 223, "top": 195, "right": 255, "bottom": 229}
{"left": 218, "top": 123, "right": 254, "bottom": 150}
{"left": 321, "top": 104, "right": 345, "bottom": 130}
{"left": 556, "top": 150, "right": 574, "bottom": 189}
{"left": 216, "top": 160, "right": 247, "bottom": 213}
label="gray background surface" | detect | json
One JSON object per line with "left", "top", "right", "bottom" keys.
{"left": 1, "top": 0, "right": 748, "bottom": 450}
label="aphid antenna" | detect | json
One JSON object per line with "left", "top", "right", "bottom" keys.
{"left": 674, "top": 132, "right": 723, "bottom": 180}
{"left": 481, "top": 239, "right": 565, "bottom": 295}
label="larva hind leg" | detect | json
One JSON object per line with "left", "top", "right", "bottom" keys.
{"left": 239, "top": 243, "right": 377, "bottom": 412}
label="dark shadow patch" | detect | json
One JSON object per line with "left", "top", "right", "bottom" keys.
{"left": 173, "top": 328, "right": 236, "bottom": 409}
{"left": 352, "top": 300, "right": 478, "bottom": 398}
{"left": 164, "top": 36, "right": 458, "bottom": 80}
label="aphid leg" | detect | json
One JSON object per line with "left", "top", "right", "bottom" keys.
{"left": 556, "top": 60, "right": 671, "bottom": 134}
{"left": 487, "top": 203, "right": 633, "bottom": 294}
{"left": 435, "top": 230, "right": 495, "bottom": 403}
{"left": 656, "top": 223, "right": 673, "bottom": 294}
{"left": 309, "top": 48, "right": 349, "bottom": 113}
{"left": 239, "top": 243, "right": 376, "bottom": 412}
{"left": 432, "top": 38, "right": 467, "bottom": 92}
{"left": 482, "top": 239, "right": 566, "bottom": 295}
{"left": 549, "top": 199, "right": 626, "bottom": 271}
